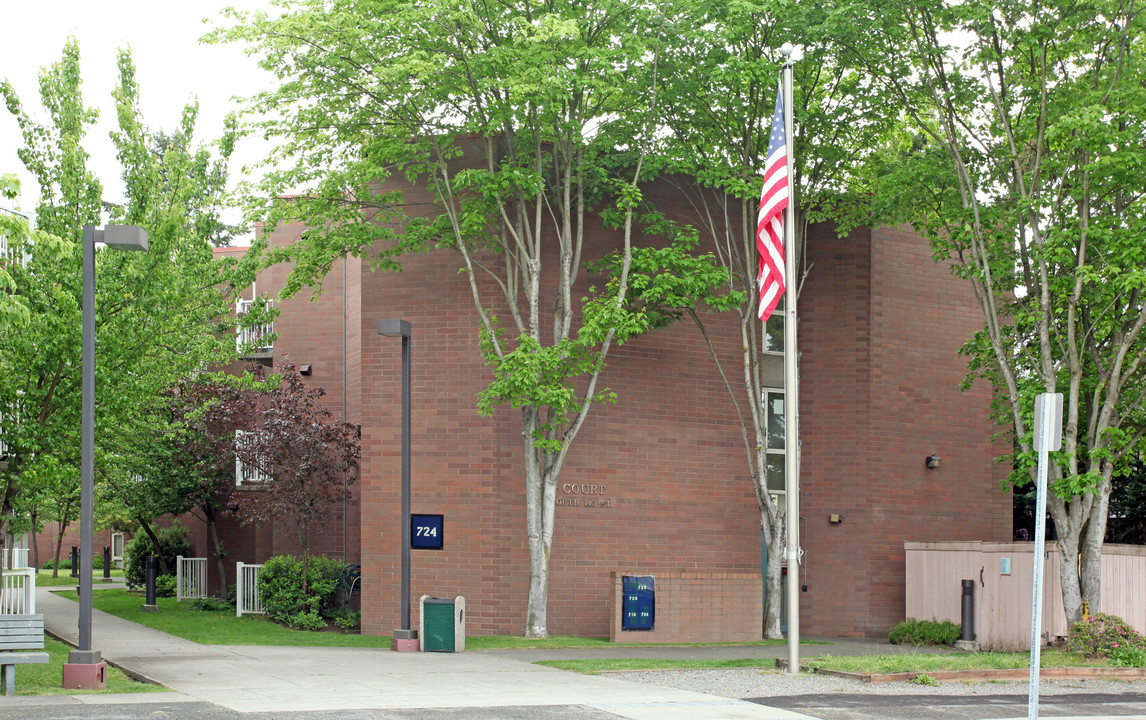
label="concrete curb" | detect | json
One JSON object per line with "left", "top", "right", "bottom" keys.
{"left": 44, "top": 626, "right": 167, "bottom": 689}
{"left": 775, "top": 659, "right": 1146, "bottom": 684}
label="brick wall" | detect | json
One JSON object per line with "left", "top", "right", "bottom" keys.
{"left": 223, "top": 181, "right": 1010, "bottom": 640}
{"left": 608, "top": 571, "right": 763, "bottom": 643}
{"left": 797, "top": 223, "right": 1010, "bottom": 637}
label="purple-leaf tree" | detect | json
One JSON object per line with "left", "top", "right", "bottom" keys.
{"left": 233, "top": 359, "right": 359, "bottom": 589}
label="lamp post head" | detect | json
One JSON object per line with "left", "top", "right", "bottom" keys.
{"left": 378, "top": 319, "right": 411, "bottom": 338}
{"left": 96, "top": 225, "right": 149, "bottom": 251}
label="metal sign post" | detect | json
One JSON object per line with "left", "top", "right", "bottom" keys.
{"left": 1028, "top": 392, "right": 1062, "bottom": 720}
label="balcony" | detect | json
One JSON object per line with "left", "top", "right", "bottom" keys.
{"left": 0, "top": 206, "right": 31, "bottom": 271}
{"left": 235, "top": 297, "right": 275, "bottom": 364}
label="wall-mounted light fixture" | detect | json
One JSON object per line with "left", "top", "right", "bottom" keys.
{"left": 926, "top": 455, "right": 942, "bottom": 469}
{"left": 299, "top": 363, "right": 313, "bottom": 376}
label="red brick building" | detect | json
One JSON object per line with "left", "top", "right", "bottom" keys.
{"left": 194, "top": 189, "right": 1010, "bottom": 639}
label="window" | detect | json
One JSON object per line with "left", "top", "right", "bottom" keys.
{"left": 762, "top": 299, "right": 784, "bottom": 354}
{"left": 111, "top": 532, "right": 125, "bottom": 568}
{"left": 764, "top": 389, "right": 786, "bottom": 505}
{"left": 235, "top": 429, "right": 271, "bottom": 486}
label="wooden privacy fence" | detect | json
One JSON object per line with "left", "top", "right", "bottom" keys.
{"left": 0, "top": 569, "right": 35, "bottom": 615}
{"left": 176, "top": 556, "right": 208, "bottom": 602}
{"left": 236, "top": 562, "right": 265, "bottom": 617}
{"left": 905, "top": 541, "right": 1146, "bottom": 651}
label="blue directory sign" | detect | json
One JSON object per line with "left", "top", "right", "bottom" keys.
{"left": 621, "top": 575, "right": 655, "bottom": 631}
{"left": 410, "top": 514, "right": 444, "bottom": 550}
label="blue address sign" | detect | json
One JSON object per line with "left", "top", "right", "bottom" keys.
{"left": 622, "top": 575, "right": 654, "bottom": 631}
{"left": 410, "top": 514, "right": 444, "bottom": 550}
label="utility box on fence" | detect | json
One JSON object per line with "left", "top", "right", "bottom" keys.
{"left": 419, "top": 595, "right": 465, "bottom": 652}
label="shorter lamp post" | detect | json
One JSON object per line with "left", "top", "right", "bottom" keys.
{"left": 65, "top": 225, "right": 148, "bottom": 687}
{"left": 378, "top": 319, "right": 416, "bottom": 651}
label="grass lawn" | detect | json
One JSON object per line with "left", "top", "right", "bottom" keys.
{"left": 465, "top": 635, "right": 820, "bottom": 650}
{"left": 57, "top": 589, "right": 395, "bottom": 647}
{"left": 57, "top": 589, "right": 830, "bottom": 651}
{"left": 538, "top": 658, "right": 776, "bottom": 674}
{"left": 12, "top": 636, "right": 166, "bottom": 696}
{"left": 805, "top": 650, "right": 1110, "bottom": 674}
{"left": 538, "top": 650, "right": 1119, "bottom": 676}
{"left": 33, "top": 570, "right": 125, "bottom": 587}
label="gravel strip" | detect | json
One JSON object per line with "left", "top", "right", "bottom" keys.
{"left": 610, "top": 667, "right": 1146, "bottom": 699}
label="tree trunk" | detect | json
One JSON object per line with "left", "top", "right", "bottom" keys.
{"left": 207, "top": 515, "right": 227, "bottom": 599}
{"left": 1079, "top": 464, "right": 1113, "bottom": 617}
{"left": 523, "top": 408, "right": 550, "bottom": 638}
{"left": 29, "top": 509, "right": 40, "bottom": 570}
{"left": 762, "top": 514, "right": 785, "bottom": 639}
{"left": 137, "top": 517, "right": 170, "bottom": 575}
{"left": 1054, "top": 530, "right": 1083, "bottom": 627}
{"left": 53, "top": 523, "right": 67, "bottom": 578}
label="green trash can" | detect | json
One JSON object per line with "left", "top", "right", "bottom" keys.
{"left": 420, "top": 595, "right": 465, "bottom": 652}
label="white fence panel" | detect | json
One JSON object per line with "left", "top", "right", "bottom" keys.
{"left": 0, "top": 568, "right": 35, "bottom": 614}
{"left": 236, "top": 562, "right": 265, "bottom": 617}
{"left": 176, "top": 556, "right": 208, "bottom": 601}
{"left": 1, "top": 548, "right": 29, "bottom": 570}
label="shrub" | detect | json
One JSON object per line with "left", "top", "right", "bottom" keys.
{"left": 912, "top": 673, "right": 940, "bottom": 686}
{"left": 123, "top": 523, "right": 192, "bottom": 588}
{"left": 1066, "top": 613, "right": 1144, "bottom": 658}
{"left": 44, "top": 555, "right": 103, "bottom": 571}
{"left": 191, "top": 596, "right": 233, "bottom": 612}
{"left": 257, "top": 554, "right": 346, "bottom": 630}
{"left": 154, "top": 575, "right": 177, "bottom": 598}
{"left": 330, "top": 609, "right": 361, "bottom": 631}
{"left": 1110, "top": 644, "right": 1146, "bottom": 668}
{"left": 889, "top": 618, "right": 962, "bottom": 646}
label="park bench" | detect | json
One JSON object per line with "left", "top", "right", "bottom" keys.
{"left": 0, "top": 614, "right": 49, "bottom": 696}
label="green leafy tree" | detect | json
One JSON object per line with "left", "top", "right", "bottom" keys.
{"left": 0, "top": 41, "right": 252, "bottom": 571}
{"left": 821, "top": 0, "right": 1146, "bottom": 623}
{"left": 126, "top": 372, "right": 260, "bottom": 594}
{"left": 209, "top": 0, "right": 723, "bottom": 637}
{"left": 633, "top": 1, "right": 904, "bottom": 637}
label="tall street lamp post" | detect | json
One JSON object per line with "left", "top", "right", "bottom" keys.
{"left": 64, "top": 225, "right": 148, "bottom": 689}
{"left": 378, "top": 319, "right": 417, "bottom": 651}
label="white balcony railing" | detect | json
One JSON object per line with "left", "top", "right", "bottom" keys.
{"left": 235, "top": 297, "right": 274, "bottom": 354}
{"left": 0, "top": 206, "right": 31, "bottom": 270}
{"left": 234, "top": 430, "right": 271, "bottom": 487}
{"left": 0, "top": 409, "right": 9, "bottom": 461}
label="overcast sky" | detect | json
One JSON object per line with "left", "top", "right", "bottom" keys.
{"left": 1, "top": 0, "right": 274, "bottom": 231}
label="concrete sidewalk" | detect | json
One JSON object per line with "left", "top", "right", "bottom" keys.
{"left": 34, "top": 586, "right": 816, "bottom": 719}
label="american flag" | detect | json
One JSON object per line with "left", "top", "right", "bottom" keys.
{"left": 756, "top": 85, "right": 789, "bottom": 321}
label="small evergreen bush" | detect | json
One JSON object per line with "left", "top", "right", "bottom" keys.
{"left": 1066, "top": 613, "right": 1144, "bottom": 658}
{"left": 123, "top": 523, "right": 192, "bottom": 588}
{"left": 888, "top": 618, "right": 961, "bottom": 646}
{"left": 257, "top": 554, "right": 346, "bottom": 630}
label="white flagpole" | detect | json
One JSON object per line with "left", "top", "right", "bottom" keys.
{"left": 780, "top": 43, "right": 801, "bottom": 675}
